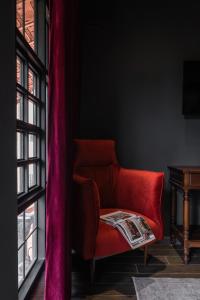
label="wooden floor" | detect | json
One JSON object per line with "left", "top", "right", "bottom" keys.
{"left": 29, "top": 240, "right": 200, "bottom": 299}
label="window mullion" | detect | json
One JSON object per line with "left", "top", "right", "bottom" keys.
{"left": 22, "top": 0, "right": 25, "bottom": 37}
{"left": 23, "top": 211, "right": 25, "bottom": 281}
{"left": 36, "top": 201, "right": 38, "bottom": 261}
{"left": 17, "top": 0, "right": 47, "bottom": 293}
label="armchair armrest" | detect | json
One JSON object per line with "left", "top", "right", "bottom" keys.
{"left": 72, "top": 174, "right": 100, "bottom": 260}
{"left": 116, "top": 168, "right": 164, "bottom": 238}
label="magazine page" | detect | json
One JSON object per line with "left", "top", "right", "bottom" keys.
{"left": 100, "top": 210, "right": 156, "bottom": 250}
{"left": 117, "top": 218, "right": 155, "bottom": 250}
{"left": 134, "top": 216, "right": 155, "bottom": 240}
{"left": 100, "top": 211, "right": 134, "bottom": 226}
{"left": 133, "top": 235, "right": 155, "bottom": 249}
{"left": 116, "top": 219, "right": 144, "bottom": 244}
{"left": 116, "top": 224, "right": 135, "bottom": 248}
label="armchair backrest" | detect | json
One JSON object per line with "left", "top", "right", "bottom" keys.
{"left": 73, "top": 139, "right": 119, "bottom": 208}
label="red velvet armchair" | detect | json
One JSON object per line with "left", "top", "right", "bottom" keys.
{"left": 72, "top": 139, "right": 164, "bottom": 278}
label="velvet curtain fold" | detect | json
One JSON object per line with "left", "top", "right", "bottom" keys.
{"left": 45, "top": 0, "right": 79, "bottom": 299}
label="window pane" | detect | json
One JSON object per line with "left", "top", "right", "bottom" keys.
{"left": 25, "top": 203, "right": 37, "bottom": 238}
{"left": 29, "top": 163, "right": 37, "bottom": 187}
{"left": 28, "top": 134, "right": 37, "bottom": 158}
{"left": 25, "top": 0, "right": 35, "bottom": 50}
{"left": 17, "top": 132, "right": 24, "bottom": 159}
{"left": 16, "top": 0, "right": 24, "bottom": 35}
{"left": 28, "top": 68, "right": 37, "bottom": 95}
{"left": 18, "top": 212, "right": 24, "bottom": 248}
{"left": 18, "top": 246, "right": 24, "bottom": 287}
{"left": 16, "top": 92, "right": 23, "bottom": 120}
{"left": 25, "top": 231, "right": 37, "bottom": 275}
{"left": 16, "top": 56, "right": 23, "bottom": 85}
{"left": 28, "top": 100, "right": 36, "bottom": 124}
{"left": 17, "top": 167, "right": 24, "bottom": 194}
{"left": 46, "top": 19, "right": 49, "bottom": 68}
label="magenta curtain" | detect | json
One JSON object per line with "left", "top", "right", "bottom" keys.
{"left": 45, "top": 0, "right": 79, "bottom": 299}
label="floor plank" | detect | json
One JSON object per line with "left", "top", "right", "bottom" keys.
{"left": 28, "top": 240, "right": 200, "bottom": 299}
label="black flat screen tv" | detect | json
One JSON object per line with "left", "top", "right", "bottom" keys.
{"left": 183, "top": 61, "right": 200, "bottom": 118}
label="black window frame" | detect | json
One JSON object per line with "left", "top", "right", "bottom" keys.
{"left": 16, "top": 33, "right": 46, "bottom": 212}
{"left": 16, "top": 0, "right": 48, "bottom": 297}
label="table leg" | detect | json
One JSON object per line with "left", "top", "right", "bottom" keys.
{"left": 183, "top": 190, "right": 190, "bottom": 264}
{"left": 170, "top": 185, "right": 177, "bottom": 245}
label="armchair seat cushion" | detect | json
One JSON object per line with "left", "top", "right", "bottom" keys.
{"left": 73, "top": 140, "right": 164, "bottom": 262}
{"left": 95, "top": 208, "right": 159, "bottom": 258}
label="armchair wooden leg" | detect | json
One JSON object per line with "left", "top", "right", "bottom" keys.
{"left": 144, "top": 245, "right": 148, "bottom": 265}
{"left": 90, "top": 259, "right": 95, "bottom": 284}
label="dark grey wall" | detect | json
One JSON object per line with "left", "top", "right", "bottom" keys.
{"left": 0, "top": 1, "right": 17, "bottom": 298}
{"left": 80, "top": 1, "right": 200, "bottom": 234}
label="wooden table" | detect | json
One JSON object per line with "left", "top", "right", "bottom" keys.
{"left": 168, "top": 166, "right": 200, "bottom": 264}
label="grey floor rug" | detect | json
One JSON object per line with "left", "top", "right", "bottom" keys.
{"left": 133, "top": 277, "right": 200, "bottom": 300}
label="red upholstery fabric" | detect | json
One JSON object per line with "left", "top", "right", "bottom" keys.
{"left": 74, "top": 139, "right": 119, "bottom": 208}
{"left": 72, "top": 175, "right": 100, "bottom": 260}
{"left": 74, "top": 139, "right": 118, "bottom": 167}
{"left": 95, "top": 208, "right": 160, "bottom": 258}
{"left": 75, "top": 165, "right": 118, "bottom": 208}
{"left": 116, "top": 168, "right": 164, "bottom": 240}
{"left": 73, "top": 139, "right": 164, "bottom": 261}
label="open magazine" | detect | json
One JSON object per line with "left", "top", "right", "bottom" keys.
{"left": 100, "top": 211, "right": 155, "bottom": 250}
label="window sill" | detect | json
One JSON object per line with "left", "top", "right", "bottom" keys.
{"left": 18, "top": 259, "right": 45, "bottom": 300}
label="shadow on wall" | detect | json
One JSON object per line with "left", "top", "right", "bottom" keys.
{"left": 79, "top": 0, "right": 200, "bottom": 235}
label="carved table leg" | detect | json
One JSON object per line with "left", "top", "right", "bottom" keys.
{"left": 183, "top": 190, "right": 190, "bottom": 264}
{"left": 170, "top": 185, "right": 177, "bottom": 245}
